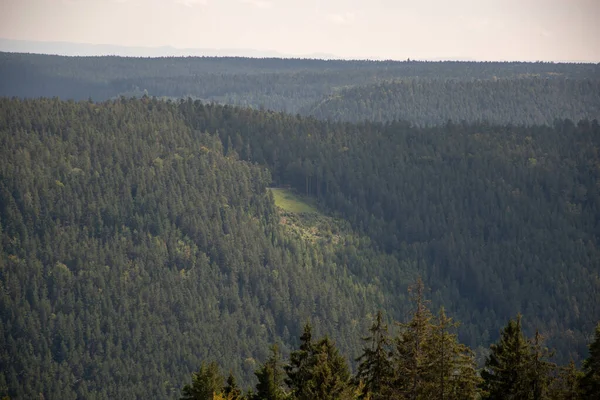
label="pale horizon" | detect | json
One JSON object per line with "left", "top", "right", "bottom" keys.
{"left": 1, "top": 0, "right": 599, "bottom": 62}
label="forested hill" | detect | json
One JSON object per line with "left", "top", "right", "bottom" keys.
{"left": 1, "top": 52, "right": 599, "bottom": 113}
{"left": 1, "top": 97, "right": 599, "bottom": 399}
{"left": 0, "top": 98, "right": 409, "bottom": 398}
{"left": 179, "top": 100, "right": 600, "bottom": 363}
{"left": 302, "top": 78, "right": 600, "bottom": 126}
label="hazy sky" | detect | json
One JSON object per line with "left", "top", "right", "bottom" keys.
{"left": 1, "top": 0, "right": 599, "bottom": 61}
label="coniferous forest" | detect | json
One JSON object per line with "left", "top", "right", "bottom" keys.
{"left": 0, "top": 54, "right": 599, "bottom": 399}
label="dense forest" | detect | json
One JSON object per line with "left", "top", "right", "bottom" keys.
{"left": 302, "top": 78, "right": 600, "bottom": 126}
{"left": 1, "top": 52, "right": 599, "bottom": 114}
{"left": 1, "top": 95, "right": 599, "bottom": 398}
{"left": 178, "top": 300, "right": 600, "bottom": 400}
{"left": 1, "top": 52, "right": 600, "bottom": 399}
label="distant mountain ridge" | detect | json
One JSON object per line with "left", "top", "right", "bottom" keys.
{"left": 0, "top": 38, "right": 341, "bottom": 59}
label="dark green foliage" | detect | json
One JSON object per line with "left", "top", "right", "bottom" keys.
{"left": 181, "top": 362, "right": 224, "bottom": 400}
{"left": 1, "top": 94, "right": 599, "bottom": 398}
{"left": 1, "top": 52, "right": 599, "bottom": 117}
{"left": 285, "top": 324, "right": 353, "bottom": 400}
{"left": 391, "top": 281, "right": 480, "bottom": 400}
{"left": 423, "top": 308, "right": 481, "bottom": 400}
{"left": 253, "top": 345, "right": 287, "bottom": 400}
{"left": 285, "top": 324, "right": 315, "bottom": 399}
{"left": 355, "top": 311, "right": 394, "bottom": 399}
{"left": 481, "top": 315, "right": 531, "bottom": 399}
{"left": 550, "top": 361, "right": 583, "bottom": 400}
{"left": 529, "top": 331, "right": 556, "bottom": 400}
{"left": 0, "top": 98, "right": 391, "bottom": 398}
{"left": 180, "top": 100, "right": 600, "bottom": 364}
{"left": 481, "top": 316, "right": 556, "bottom": 400}
{"left": 581, "top": 323, "right": 600, "bottom": 398}
{"left": 303, "top": 79, "right": 600, "bottom": 126}
{"left": 225, "top": 373, "right": 244, "bottom": 400}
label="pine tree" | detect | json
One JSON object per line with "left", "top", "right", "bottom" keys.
{"left": 581, "top": 323, "right": 600, "bottom": 398}
{"left": 355, "top": 311, "right": 394, "bottom": 399}
{"left": 528, "top": 330, "right": 555, "bottom": 400}
{"left": 224, "top": 373, "right": 243, "bottom": 400}
{"left": 253, "top": 345, "right": 287, "bottom": 400}
{"left": 285, "top": 324, "right": 354, "bottom": 400}
{"left": 180, "top": 361, "right": 225, "bottom": 400}
{"left": 424, "top": 308, "right": 481, "bottom": 400}
{"left": 309, "top": 336, "right": 353, "bottom": 400}
{"left": 285, "top": 323, "right": 315, "bottom": 399}
{"left": 549, "top": 361, "right": 582, "bottom": 400}
{"left": 393, "top": 278, "right": 434, "bottom": 400}
{"left": 480, "top": 315, "right": 533, "bottom": 400}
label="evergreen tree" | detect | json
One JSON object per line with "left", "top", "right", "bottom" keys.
{"left": 355, "top": 311, "right": 394, "bottom": 399}
{"left": 581, "top": 323, "right": 600, "bottom": 398}
{"left": 424, "top": 308, "right": 481, "bottom": 400}
{"left": 181, "top": 362, "right": 225, "bottom": 400}
{"left": 393, "top": 278, "right": 433, "bottom": 399}
{"left": 480, "top": 315, "right": 533, "bottom": 400}
{"left": 528, "top": 330, "right": 555, "bottom": 400}
{"left": 285, "top": 323, "right": 315, "bottom": 399}
{"left": 285, "top": 324, "right": 353, "bottom": 400}
{"left": 309, "top": 337, "right": 353, "bottom": 400}
{"left": 549, "top": 361, "right": 582, "bottom": 400}
{"left": 224, "top": 373, "right": 243, "bottom": 400}
{"left": 253, "top": 345, "right": 287, "bottom": 400}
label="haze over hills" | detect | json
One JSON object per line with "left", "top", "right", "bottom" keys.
{"left": 0, "top": 38, "right": 342, "bottom": 60}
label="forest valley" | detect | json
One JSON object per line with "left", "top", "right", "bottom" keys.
{"left": 0, "top": 56, "right": 599, "bottom": 399}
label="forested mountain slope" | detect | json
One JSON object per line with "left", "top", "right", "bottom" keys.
{"left": 1, "top": 97, "right": 599, "bottom": 399}
{"left": 0, "top": 98, "right": 410, "bottom": 399}
{"left": 1, "top": 52, "right": 599, "bottom": 113}
{"left": 302, "top": 78, "right": 600, "bottom": 126}
{"left": 180, "top": 100, "right": 600, "bottom": 364}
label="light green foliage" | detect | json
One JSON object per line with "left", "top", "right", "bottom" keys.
{"left": 269, "top": 188, "right": 318, "bottom": 214}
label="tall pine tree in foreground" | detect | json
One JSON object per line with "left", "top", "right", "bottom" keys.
{"left": 393, "top": 279, "right": 433, "bottom": 399}
{"left": 285, "top": 323, "right": 315, "bottom": 400}
{"left": 355, "top": 311, "right": 394, "bottom": 399}
{"left": 285, "top": 323, "right": 354, "bottom": 400}
{"left": 481, "top": 315, "right": 556, "bottom": 400}
{"left": 528, "top": 330, "right": 556, "bottom": 400}
{"left": 423, "top": 308, "right": 481, "bottom": 400}
{"left": 253, "top": 345, "right": 288, "bottom": 400}
{"left": 392, "top": 279, "right": 480, "bottom": 400}
{"left": 180, "top": 362, "right": 225, "bottom": 400}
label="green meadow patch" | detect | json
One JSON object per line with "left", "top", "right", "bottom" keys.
{"left": 269, "top": 188, "right": 318, "bottom": 214}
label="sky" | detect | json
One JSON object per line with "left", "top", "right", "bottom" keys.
{"left": 1, "top": 0, "right": 599, "bottom": 61}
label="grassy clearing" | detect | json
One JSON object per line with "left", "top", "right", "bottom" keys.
{"left": 269, "top": 188, "right": 318, "bottom": 214}
{"left": 269, "top": 187, "right": 351, "bottom": 245}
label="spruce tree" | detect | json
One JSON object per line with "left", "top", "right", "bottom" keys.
{"left": 224, "top": 373, "right": 243, "bottom": 400}
{"left": 285, "top": 324, "right": 354, "bottom": 400}
{"left": 581, "top": 323, "right": 600, "bottom": 398}
{"left": 285, "top": 323, "right": 315, "bottom": 399}
{"left": 393, "top": 278, "right": 434, "bottom": 400}
{"left": 549, "top": 361, "right": 582, "bottom": 400}
{"left": 253, "top": 345, "right": 287, "bottom": 400}
{"left": 309, "top": 337, "right": 353, "bottom": 400}
{"left": 480, "top": 315, "right": 533, "bottom": 400}
{"left": 424, "top": 308, "right": 481, "bottom": 400}
{"left": 180, "top": 361, "right": 225, "bottom": 400}
{"left": 355, "top": 311, "right": 394, "bottom": 399}
{"left": 528, "top": 330, "right": 555, "bottom": 400}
